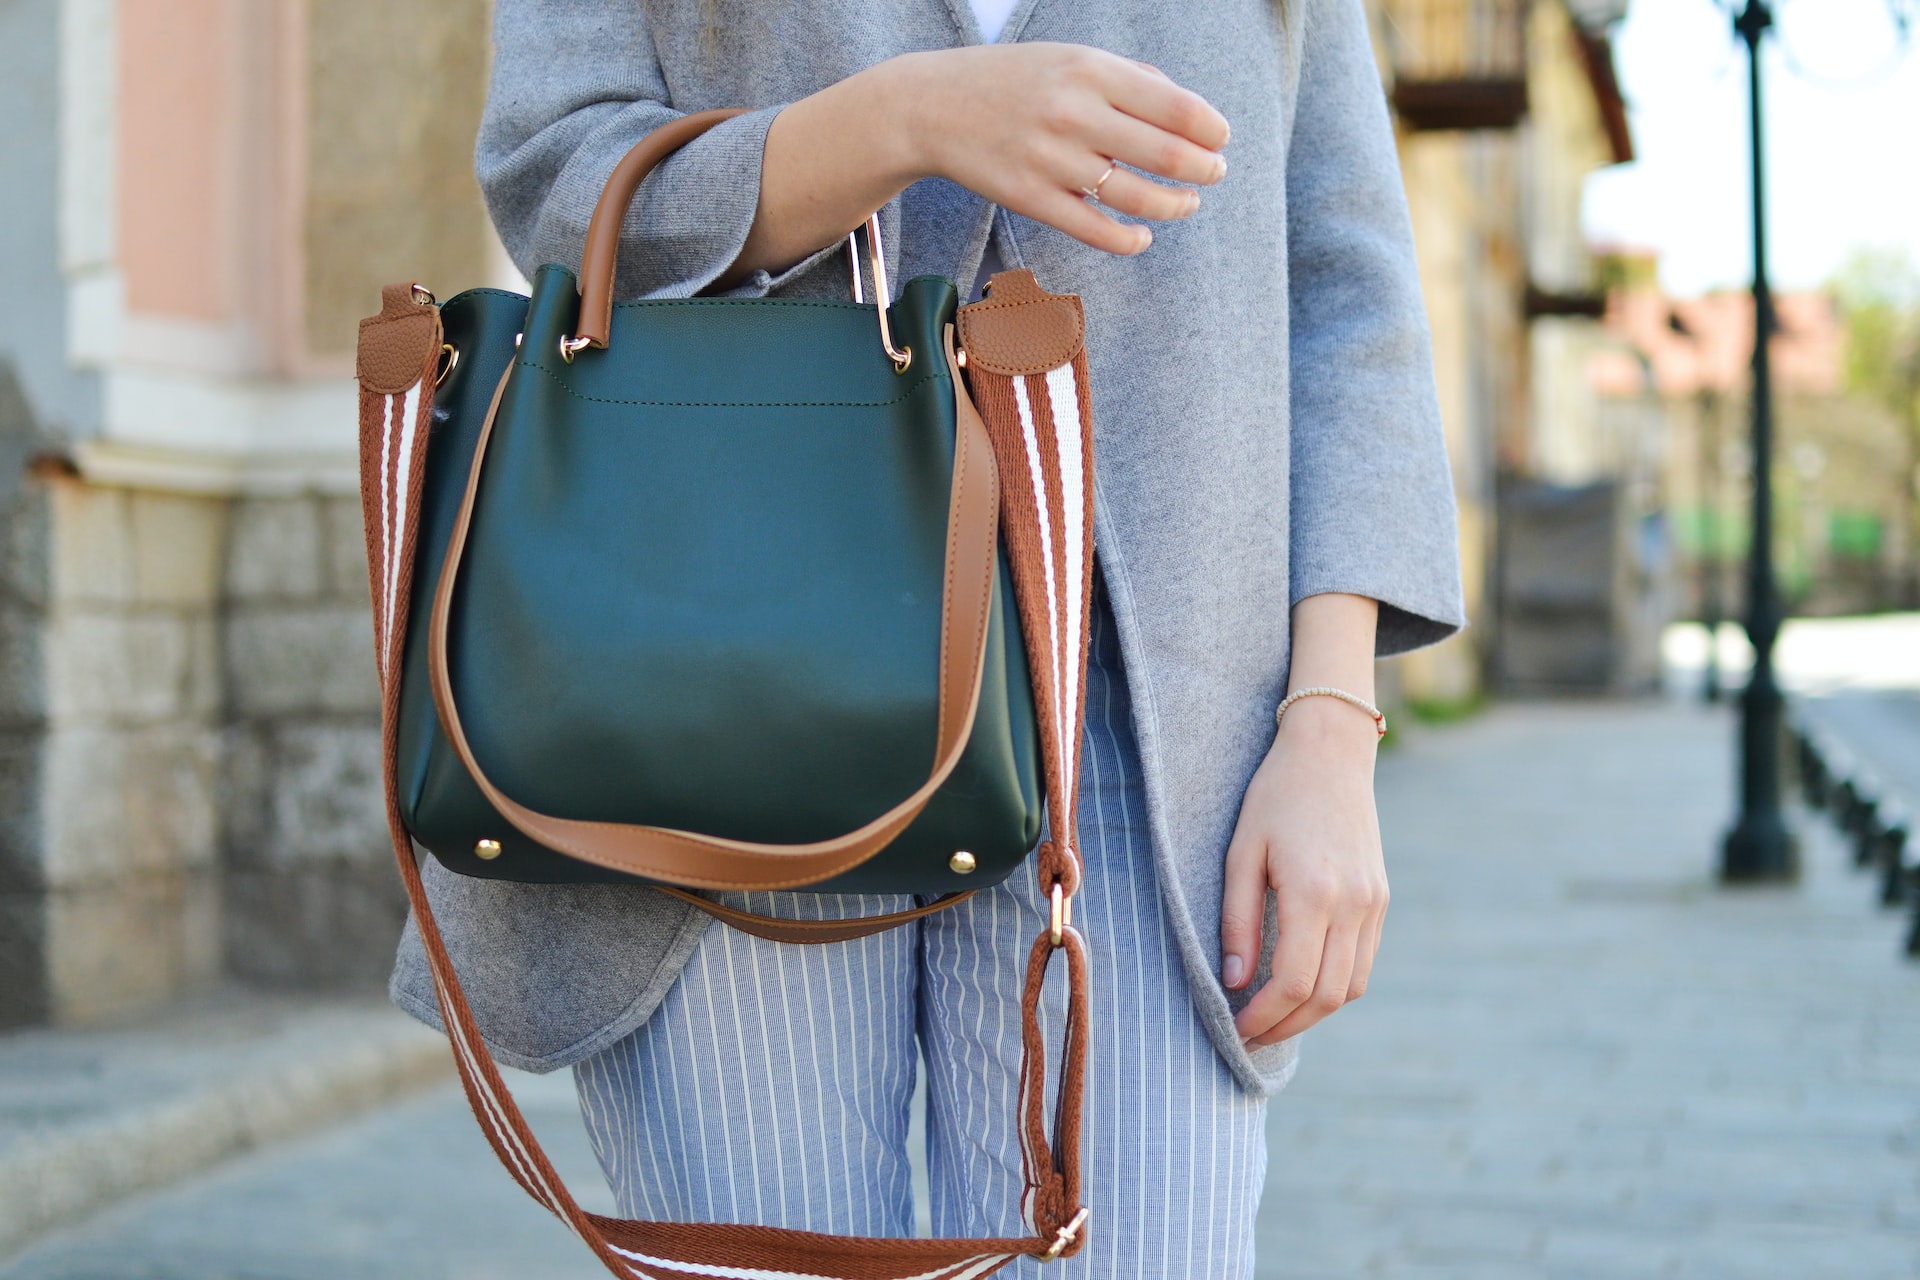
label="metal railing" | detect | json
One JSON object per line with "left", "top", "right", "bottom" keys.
{"left": 1790, "top": 719, "right": 1919, "bottom": 957}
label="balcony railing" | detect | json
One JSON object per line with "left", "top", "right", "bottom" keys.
{"left": 1381, "top": 0, "right": 1529, "bottom": 131}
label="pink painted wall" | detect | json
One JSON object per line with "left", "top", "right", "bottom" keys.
{"left": 118, "top": 0, "right": 231, "bottom": 324}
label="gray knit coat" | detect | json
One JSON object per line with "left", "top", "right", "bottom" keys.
{"left": 391, "top": 0, "right": 1466, "bottom": 1095}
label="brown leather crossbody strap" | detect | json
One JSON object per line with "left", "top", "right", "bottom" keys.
{"left": 425, "top": 328, "right": 999, "bottom": 891}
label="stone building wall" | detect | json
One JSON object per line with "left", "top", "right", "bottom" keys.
{"left": 0, "top": 0, "right": 493, "bottom": 1030}
{"left": 220, "top": 493, "right": 397, "bottom": 988}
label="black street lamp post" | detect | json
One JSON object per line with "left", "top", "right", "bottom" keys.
{"left": 1721, "top": 0, "right": 1799, "bottom": 881}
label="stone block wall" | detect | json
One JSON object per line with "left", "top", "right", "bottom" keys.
{"left": 0, "top": 473, "right": 395, "bottom": 1028}
{"left": 0, "top": 478, "right": 227, "bottom": 1026}
{"left": 0, "top": 0, "right": 499, "bottom": 1030}
{"left": 219, "top": 493, "right": 400, "bottom": 988}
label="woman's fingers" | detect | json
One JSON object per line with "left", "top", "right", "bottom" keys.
{"left": 1218, "top": 836, "right": 1269, "bottom": 991}
{"left": 1088, "top": 167, "right": 1199, "bottom": 223}
{"left": 1020, "top": 186, "right": 1152, "bottom": 255}
{"left": 1349, "top": 887, "right": 1388, "bottom": 1000}
{"left": 1231, "top": 888, "right": 1328, "bottom": 1041}
{"left": 1248, "top": 916, "right": 1361, "bottom": 1048}
{"left": 1090, "top": 111, "right": 1228, "bottom": 188}
{"left": 1104, "top": 58, "right": 1231, "bottom": 150}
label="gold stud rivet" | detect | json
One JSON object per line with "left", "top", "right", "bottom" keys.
{"left": 475, "top": 839, "right": 503, "bottom": 860}
{"left": 949, "top": 850, "right": 977, "bottom": 875}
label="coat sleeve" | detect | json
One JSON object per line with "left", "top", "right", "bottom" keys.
{"left": 1285, "top": 0, "right": 1467, "bottom": 656}
{"left": 477, "top": 0, "right": 834, "bottom": 300}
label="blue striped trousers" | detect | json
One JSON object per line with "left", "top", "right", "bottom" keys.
{"left": 573, "top": 589, "right": 1268, "bottom": 1277}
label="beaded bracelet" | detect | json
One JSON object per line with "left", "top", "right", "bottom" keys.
{"left": 1274, "top": 686, "right": 1387, "bottom": 739}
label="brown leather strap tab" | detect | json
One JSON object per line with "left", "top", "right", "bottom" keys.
{"left": 574, "top": 108, "right": 748, "bottom": 349}
{"left": 954, "top": 269, "right": 1086, "bottom": 378}
{"left": 655, "top": 887, "right": 977, "bottom": 944}
{"left": 426, "top": 329, "right": 1000, "bottom": 891}
{"left": 357, "top": 283, "right": 442, "bottom": 395}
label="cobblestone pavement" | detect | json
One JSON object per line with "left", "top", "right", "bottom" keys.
{"left": 1257, "top": 700, "right": 1920, "bottom": 1279}
{"left": 5, "top": 699, "right": 1916, "bottom": 1278}
{"left": 0, "top": 1069, "right": 611, "bottom": 1280}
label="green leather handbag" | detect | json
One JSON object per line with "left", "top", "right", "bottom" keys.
{"left": 356, "top": 110, "right": 1100, "bottom": 1276}
{"left": 390, "top": 248, "right": 1043, "bottom": 901}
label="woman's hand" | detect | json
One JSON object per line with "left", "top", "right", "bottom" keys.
{"left": 898, "top": 44, "right": 1231, "bottom": 255}
{"left": 728, "top": 44, "right": 1230, "bottom": 282}
{"left": 1220, "top": 592, "right": 1386, "bottom": 1049}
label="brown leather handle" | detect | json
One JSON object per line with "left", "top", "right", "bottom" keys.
{"left": 573, "top": 108, "right": 748, "bottom": 350}
{"left": 427, "top": 329, "right": 1002, "bottom": 890}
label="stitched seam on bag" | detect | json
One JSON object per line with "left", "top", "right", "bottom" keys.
{"left": 609, "top": 298, "right": 875, "bottom": 313}
{"left": 515, "top": 357, "right": 944, "bottom": 408}
{"left": 445, "top": 288, "right": 530, "bottom": 302}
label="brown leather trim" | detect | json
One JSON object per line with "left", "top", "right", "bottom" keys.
{"left": 425, "top": 326, "right": 1000, "bottom": 891}
{"left": 574, "top": 108, "right": 749, "bottom": 349}
{"left": 358, "top": 282, "right": 442, "bottom": 395}
{"left": 955, "top": 269, "right": 1085, "bottom": 377}
{"left": 654, "top": 887, "right": 976, "bottom": 944}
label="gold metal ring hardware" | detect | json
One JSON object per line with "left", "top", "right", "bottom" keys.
{"left": 410, "top": 283, "right": 436, "bottom": 307}
{"left": 1049, "top": 882, "right": 1072, "bottom": 947}
{"left": 558, "top": 335, "right": 594, "bottom": 363}
{"left": 434, "top": 343, "right": 458, "bottom": 387}
{"left": 845, "top": 213, "right": 912, "bottom": 372}
{"left": 949, "top": 850, "right": 977, "bottom": 875}
{"left": 1040, "top": 1207, "right": 1090, "bottom": 1261}
{"left": 474, "top": 839, "right": 503, "bottom": 860}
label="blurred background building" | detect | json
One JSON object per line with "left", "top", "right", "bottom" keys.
{"left": 1367, "top": 0, "right": 1659, "bottom": 704}
{"left": 0, "top": 0, "right": 498, "bottom": 1028}
{"left": 1594, "top": 256, "right": 1920, "bottom": 624}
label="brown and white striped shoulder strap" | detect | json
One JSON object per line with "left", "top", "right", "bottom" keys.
{"left": 355, "top": 270, "right": 1098, "bottom": 1279}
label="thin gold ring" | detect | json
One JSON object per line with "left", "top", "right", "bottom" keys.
{"left": 1079, "top": 159, "right": 1117, "bottom": 204}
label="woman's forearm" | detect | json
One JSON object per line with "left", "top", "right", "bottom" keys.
{"left": 721, "top": 45, "right": 1233, "bottom": 287}
{"left": 1285, "top": 592, "right": 1378, "bottom": 710}
{"left": 723, "top": 61, "right": 925, "bottom": 286}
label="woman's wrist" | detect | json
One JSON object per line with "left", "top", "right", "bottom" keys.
{"left": 1272, "top": 694, "right": 1380, "bottom": 762}
{"left": 876, "top": 51, "right": 948, "bottom": 186}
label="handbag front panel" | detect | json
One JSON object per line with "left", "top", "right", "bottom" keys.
{"left": 394, "top": 273, "right": 1043, "bottom": 893}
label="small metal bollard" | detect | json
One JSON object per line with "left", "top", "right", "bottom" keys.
{"left": 1878, "top": 817, "right": 1911, "bottom": 908}
{"left": 1796, "top": 732, "right": 1829, "bottom": 809}
{"left": 1906, "top": 862, "right": 1920, "bottom": 958}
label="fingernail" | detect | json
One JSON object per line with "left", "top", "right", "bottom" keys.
{"left": 1214, "top": 155, "right": 1228, "bottom": 181}
{"left": 1185, "top": 190, "right": 1201, "bottom": 217}
{"left": 1223, "top": 954, "right": 1244, "bottom": 987}
{"left": 1133, "top": 227, "right": 1152, "bottom": 254}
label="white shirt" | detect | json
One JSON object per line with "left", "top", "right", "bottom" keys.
{"left": 969, "top": 0, "right": 1019, "bottom": 42}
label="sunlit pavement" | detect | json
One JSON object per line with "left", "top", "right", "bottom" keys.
{"left": 5, "top": 628, "right": 1918, "bottom": 1278}
{"left": 1258, "top": 695, "right": 1920, "bottom": 1279}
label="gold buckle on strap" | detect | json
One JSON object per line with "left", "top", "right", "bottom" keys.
{"left": 1049, "top": 882, "right": 1074, "bottom": 947}
{"left": 1041, "top": 1207, "right": 1090, "bottom": 1261}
